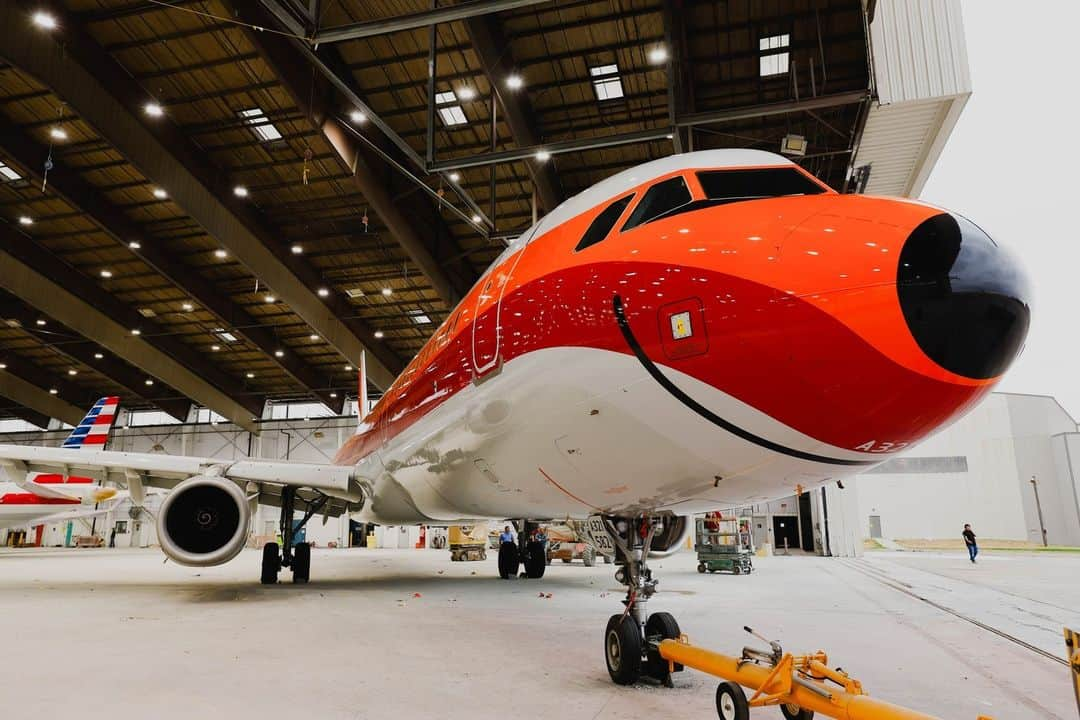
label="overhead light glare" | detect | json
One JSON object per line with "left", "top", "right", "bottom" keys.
{"left": 49, "top": 127, "right": 68, "bottom": 141}
{"left": 274, "top": 349, "right": 284, "bottom": 358}
{"left": 448, "top": 172, "right": 461, "bottom": 183}
{"left": 344, "top": 364, "right": 353, "bottom": 371}
{"left": 129, "top": 241, "right": 141, "bottom": 250}
{"left": 317, "top": 287, "right": 330, "bottom": 297}
{"left": 131, "top": 329, "right": 141, "bottom": 336}
{"left": 67, "top": 369, "right": 77, "bottom": 376}
{"left": 35, "top": 319, "right": 46, "bottom": 326}
{"left": 264, "top": 295, "right": 276, "bottom": 303}
{"left": 471, "top": 214, "right": 482, "bottom": 224}
{"left": 233, "top": 186, "right": 248, "bottom": 198}
{"left": 144, "top": 103, "right": 164, "bottom": 118}
{"left": 381, "top": 287, "right": 392, "bottom": 296}
{"left": 152, "top": 187, "right": 167, "bottom": 199}
{"left": 506, "top": 74, "right": 524, "bottom": 90}
{"left": 49, "top": 388, "right": 58, "bottom": 395}
{"left": 457, "top": 87, "right": 477, "bottom": 101}
{"left": 246, "top": 372, "right": 255, "bottom": 379}
{"left": 181, "top": 302, "right": 194, "bottom": 312}
{"left": 374, "top": 330, "right": 384, "bottom": 339}
{"left": 349, "top": 110, "right": 367, "bottom": 124}
{"left": 214, "top": 249, "right": 228, "bottom": 259}
{"left": 32, "top": 11, "right": 58, "bottom": 30}
{"left": 648, "top": 46, "right": 669, "bottom": 64}
{"left": 100, "top": 269, "right": 113, "bottom": 278}
{"left": 93, "top": 353, "right": 103, "bottom": 359}
{"left": 145, "top": 379, "right": 154, "bottom": 386}
{"left": 534, "top": 149, "right": 551, "bottom": 162}
{"left": 291, "top": 244, "right": 303, "bottom": 254}
{"left": 18, "top": 216, "right": 33, "bottom": 226}
{"left": 309, "top": 334, "right": 319, "bottom": 341}
{"left": 211, "top": 344, "right": 221, "bottom": 351}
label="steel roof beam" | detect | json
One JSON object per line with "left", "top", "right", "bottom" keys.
{"left": 0, "top": 371, "right": 85, "bottom": 428}
{"left": 0, "top": 1, "right": 399, "bottom": 390}
{"left": 0, "top": 404, "right": 52, "bottom": 430}
{"left": 0, "top": 118, "right": 344, "bottom": 414}
{"left": 0, "top": 292, "right": 191, "bottom": 421}
{"left": 0, "top": 226, "right": 264, "bottom": 433}
{"left": 235, "top": 1, "right": 475, "bottom": 304}
{"left": 464, "top": 14, "right": 562, "bottom": 213}
{"left": 310, "top": 0, "right": 553, "bottom": 44}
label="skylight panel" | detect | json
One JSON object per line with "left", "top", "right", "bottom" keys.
{"left": 0, "top": 162, "right": 21, "bottom": 182}
{"left": 759, "top": 34, "right": 791, "bottom": 77}
{"left": 238, "top": 107, "right": 284, "bottom": 142}
{"left": 589, "top": 63, "right": 625, "bottom": 101}
{"left": 407, "top": 309, "right": 432, "bottom": 325}
{"left": 435, "top": 90, "right": 468, "bottom": 127}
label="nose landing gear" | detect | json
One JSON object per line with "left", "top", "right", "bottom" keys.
{"left": 602, "top": 515, "right": 684, "bottom": 687}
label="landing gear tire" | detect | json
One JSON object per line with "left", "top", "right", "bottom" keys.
{"left": 561, "top": 558, "right": 572, "bottom": 564}
{"left": 524, "top": 540, "right": 546, "bottom": 578}
{"left": 645, "top": 611, "right": 682, "bottom": 681}
{"left": 715, "top": 681, "right": 749, "bottom": 720}
{"left": 697, "top": 563, "right": 707, "bottom": 573}
{"left": 583, "top": 547, "right": 596, "bottom": 567}
{"left": 604, "top": 614, "right": 642, "bottom": 685}
{"left": 603, "top": 554, "right": 613, "bottom": 564}
{"left": 780, "top": 703, "right": 814, "bottom": 720}
{"left": 498, "top": 541, "right": 519, "bottom": 579}
{"left": 260, "top": 542, "right": 280, "bottom": 585}
{"left": 292, "top": 542, "right": 311, "bottom": 584}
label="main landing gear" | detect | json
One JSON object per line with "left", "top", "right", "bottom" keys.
{"left": 497, "top": 520, "right": 546, "bottom": 579}
{"left": 602, "top": 515, "right": 684, "bottom": 687}
{"left": 260, "top": 486, "right": 329, "bottom": 585}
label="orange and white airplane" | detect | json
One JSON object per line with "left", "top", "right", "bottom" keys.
{"left": 0, "top": 397, "right": 123, "bottom": 532}
{"left": 0, "top": 150, "right": 1030, "bottom": 684}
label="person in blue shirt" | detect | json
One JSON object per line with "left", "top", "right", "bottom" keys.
{"left": 499, "top": 525, "right": 515, "bottom": 544}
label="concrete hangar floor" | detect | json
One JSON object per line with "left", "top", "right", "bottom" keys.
{"left": 0, "top": 547, "right": 1073, "bottom": 719}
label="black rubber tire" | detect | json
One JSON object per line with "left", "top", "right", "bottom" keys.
{"left": 604, "top": 614, "right": 642, "bottom": 685}
{"left": 733, "top": 565, "right": 742, "bottom": 575}
{"left": 780, "top": 703, "right": 814, "bottom": 720}
{"left": 292, "top": 542, "right": 311, "bottom": 584}
{"left": 498, "top": 541, "right": 518, "bottom": 579}
{"left": 603, "top": 554, "right": 613, "bottom": 564}
{"left": 561, "top": 557, "right": 572, "bottom": 564}
{"left": 583, "top": 547, "right": 596, "bottom": 567}
{"left": 697, "top": 563, "right": 707, "bottom": 573}
{"left": 645, "top": 611, "right": 683, "bottom": 679}
{"left": 260, "top": 542, "right": 279, "bottom": 585}
{"left": 524, "top": 541, "right": 546, "bottom": 578}
{"left": 715, "top": 681, "right": 750, "bottom": 720}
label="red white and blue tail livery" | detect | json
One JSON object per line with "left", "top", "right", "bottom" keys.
{"left": 61, "top": 396, "right": 120, "bottom": 449}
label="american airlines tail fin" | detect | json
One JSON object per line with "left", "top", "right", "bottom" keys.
{"left": 61, "top": 396, "right": 120, "bottom": 449}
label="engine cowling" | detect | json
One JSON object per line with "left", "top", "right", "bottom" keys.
{"left": 156, "top": 475, "right": 250, "bottom": 567}
{"left": 647, "top": 515, "right": 690, "bottom": 557}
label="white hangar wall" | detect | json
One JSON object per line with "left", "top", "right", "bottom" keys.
{"left": 854, "top": 393, "right": 1080, "bottom": 544}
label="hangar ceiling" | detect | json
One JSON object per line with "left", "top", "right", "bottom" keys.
{"left": 0, "top": 0, "right": 870, "bottom": 428}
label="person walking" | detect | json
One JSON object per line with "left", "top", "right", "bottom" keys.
{"left": 962, "top": 523, "right": 978, "bottom": 563}
{"left": 499, "top": 525, "right": 515, "bottom": 544}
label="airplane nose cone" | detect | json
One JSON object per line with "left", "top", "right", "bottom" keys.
{"left": 897, "top": 212, "right": 1031, "bottom": 380}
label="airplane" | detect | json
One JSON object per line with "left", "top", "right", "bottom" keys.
{"left": 0, "top": 149, "right": 1030, "bottom": 686}
{"left": 0, "top": 397, "right": 122, "bottom": 532}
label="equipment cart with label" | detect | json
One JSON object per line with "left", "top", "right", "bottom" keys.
{"left": 695, "top": 515, "right": 753, "bottom": 574}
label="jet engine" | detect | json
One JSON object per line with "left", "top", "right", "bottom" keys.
{"left": 646, "top": 515, "right": 690, "bottom": 557}
{"left": 156, "top": 475, "right": 250, "bottom": 567}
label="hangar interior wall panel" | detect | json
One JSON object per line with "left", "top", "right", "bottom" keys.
{"left": 1049, "top": 434, "right": 1080, "bottom": 546}
{"left": 856, "top": 0, "right": 971, "bottom": 197}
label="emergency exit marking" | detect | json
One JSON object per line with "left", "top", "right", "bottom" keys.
{"left": 671, "top": 311, "right": 692, "bottom": 339}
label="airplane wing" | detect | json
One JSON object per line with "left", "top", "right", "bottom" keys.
{"left": 0, "top": 445, "right": 361, "bottom": 516}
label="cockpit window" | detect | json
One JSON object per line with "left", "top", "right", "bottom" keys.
{"left": 696, "top": 168, "right": 827, "bottom": 202}
{"left": 621, "top": 176, "right": 693, "bottom": 231}
{"left": 575, "top": 193, "right": 634, "bottom": 252}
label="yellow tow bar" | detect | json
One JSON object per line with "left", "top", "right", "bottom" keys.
{"left": 657, "top": 628, "right": 995, "bottom": 720}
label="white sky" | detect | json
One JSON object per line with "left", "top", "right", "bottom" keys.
{"left": 919, "top": 0, "right": 1080, "bottom": 420}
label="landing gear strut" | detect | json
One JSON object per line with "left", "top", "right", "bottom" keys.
{"left": 260, "top": 486, "right": 328, "bottom": 585}
{"left": 602, "top": 514, "right": 683, "bottom": 686}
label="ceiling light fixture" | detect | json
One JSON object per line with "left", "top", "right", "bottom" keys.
{"left": 448, "top": 172, "right": 461, "bottom": 183}
{"left": 131, "top": 329, "right": 141, "bottom": 336}
{"left": 49, "top": 127, "right": 67, "bottom": 141}
{"left": 350, "top": 110, "right": 367, "bottom": 124}
{"left": 18, "top": 216, "right": 33, "bottom": 226}
{"left": 35, "top": 319, "right": 46, "bottom": 326}
{"left": 317, "top": 287, "right": 329, "bottom": 297}
{"left": 291, "top": 244, "right": 303, "bottom": 254}
{"left": 181, "top": 302, "right": 194, "bottom": 312}
{"left": 0, "top": 363, "right": 7, "bottom": 370}
{"left": 144, "top": 103, "right": 164, "bottom": 118}
{"left": 264, "top": 295, "right": 276, "bottom": 303}
{"left": 211, "top": 344, "right": 221, "bottom": 351}
{"left": 214, "top": 249, "right": 228, "bottom": 259}
{"left": 100, "top": 269, "right": 113, "bottom": 278}
{"left": 67, "top": 369, "right": 77, "bottom": 376}
{"left": 648, "top": 45, "right": 669, "bottom": 64}
{"left": 381, "top": 287, "right": 392, "bottom": 296}
{"left": 246, "top": 372, "right": 254, "bottom": 379}
{"left": 93, "top": 353, "right": 103, "bottom": 359}
{"left": 534, "top": 149, "right": 551, "bottom": 162}
{"left": 344, "top": 364, "right": 353, "bottom": 372}
{"left": 471, "top": 214, "right": 481, "bottom": 224}
{"left": 152, "top": 187, "right": 167, "bottom": 199}
{"left": 506, "top": 74, "right": 524, "bottom": 90}
{"left": 233, "top": 185, "right": 248, "bottom": 198}
{"left": 274, "top": 350, "right": 284, "bottom": 358}
{"left": 374, "top": 330, "right": 384, "bottom": 339}
{"left": 457, "top": 87, "right": 477, "bottom": 101}
{"left": 145, "top": 379, "right": 154, "bottom": 386}
{"left": 32, "top": 11, "right": 58, "bottom": 30}
{"left": 309, "top": 334, "right": 319, "bottom": 341}
{"left": 49, "top": 388, "right": 58, "bottom": 395}
{"left": 129, "top": 241, "right": 141, "bottom": 250}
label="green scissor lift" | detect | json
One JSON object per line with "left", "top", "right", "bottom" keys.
{"left": 695, "top": 516, "right": 753, "bottom": 574}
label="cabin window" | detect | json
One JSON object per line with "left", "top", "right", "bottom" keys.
{"left": 621, "top": 176, "right": 693, "bottom": 231}
{"left": 575, "top": 194, "right": 634, "bottom": 251}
